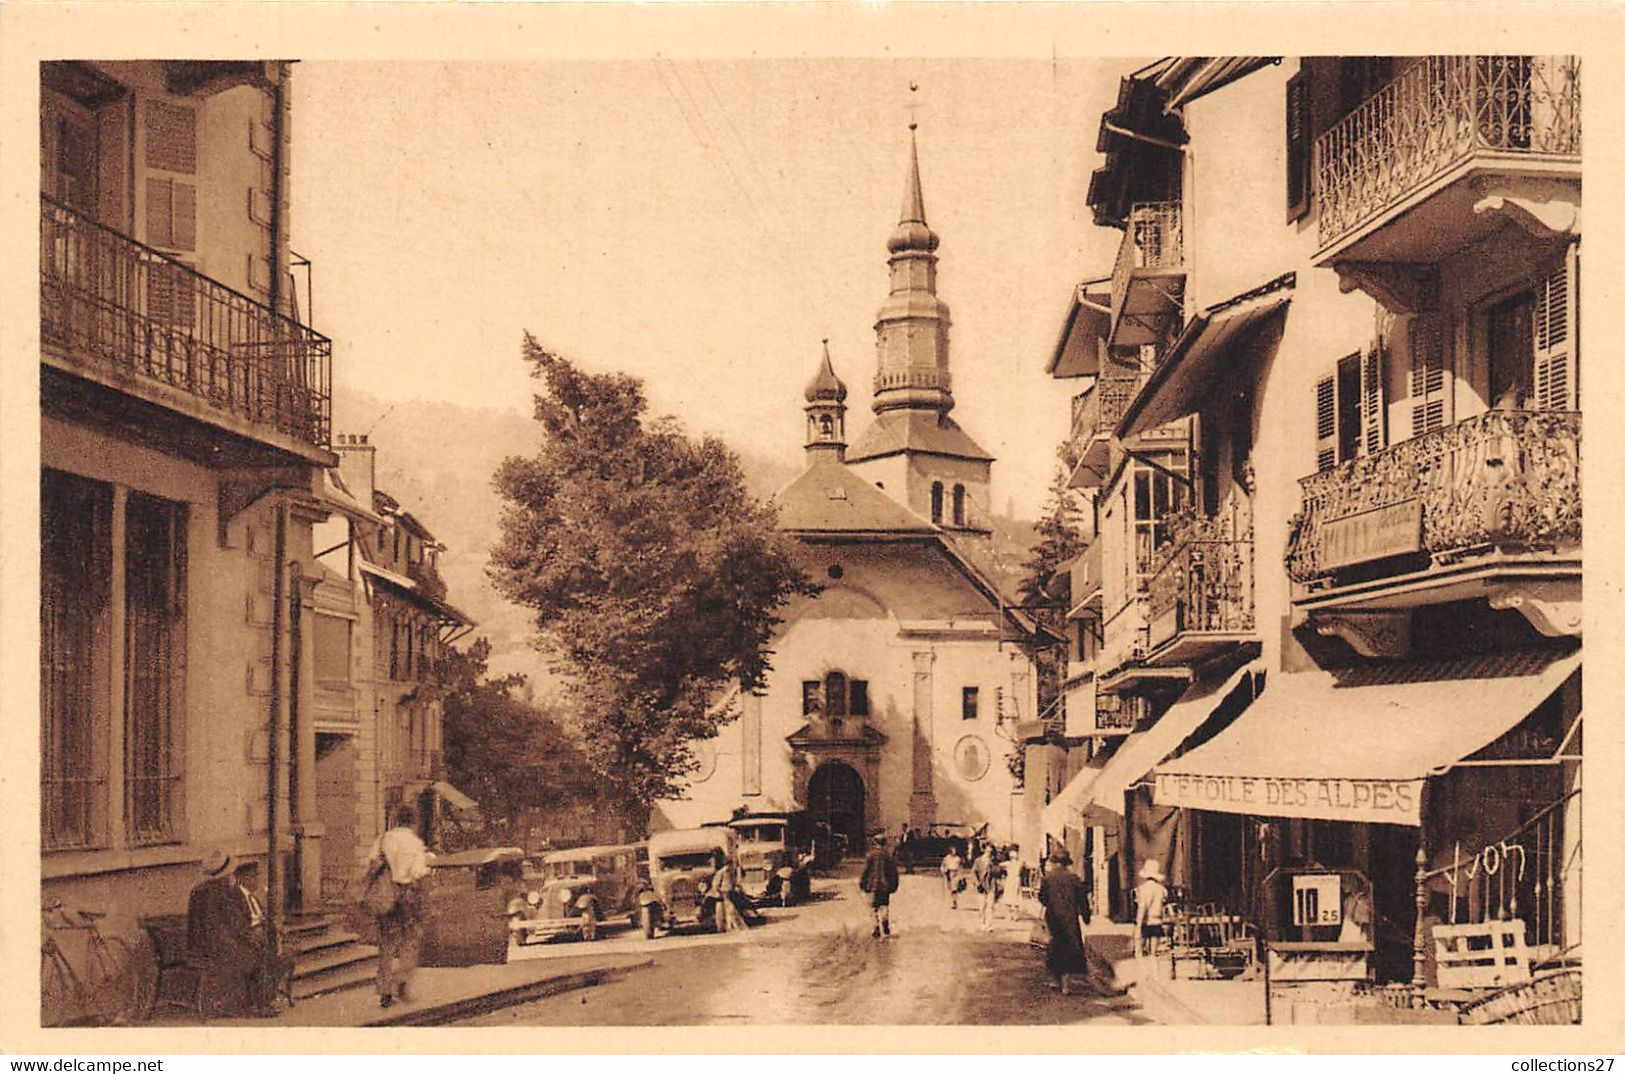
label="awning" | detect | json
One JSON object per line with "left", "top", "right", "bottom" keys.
{"left": 407, "top": 780, "right": 480, "bottom": 814}
{"left": 1117, "top": 274, "right": 1293, "bottom": 437}
{"left": 1148, "top": 57, "right": 1280, "bottom": 111}
{"left": 1153, "top": 648, "right": 1581, "bottom": 826}
{"left": 1040, "top": 663, "right": 1256, "bottom": 837}
{"left": 1047, "top": 282, "right": 1113, "bottom": 378}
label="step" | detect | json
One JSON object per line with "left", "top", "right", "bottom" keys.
{"left": 292, "top": 960, "right": 377, "bottom": 1002}
{"left": 292, "top": 945, "right": 379, "bottom": 1001}
{"left": 284, "top": 915, "right": 338, "bottom": 940}
{"left": 297, "top": 929, "right": 363, "bottom": 956}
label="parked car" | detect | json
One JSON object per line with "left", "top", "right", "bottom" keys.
{"left": 507, "top": 843, "right": 644, "bottom": 944}
{"left": 419, "top": 846, "right": 527, "bottom": 966}
{"left": 639, "top": 827, "right": 736, "bottom": 938}
{"left": 728, "top": 812, "right": 813, "bottom": 907}
{"left": 901, "top": 822, "right": 982, "bottom": 869}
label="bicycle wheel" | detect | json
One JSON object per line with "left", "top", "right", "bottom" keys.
{"left": 40, "top": 947, "right": 75, "bottom": 1027}
{"left": 85, "top": 936, "right": 144, "bottom": 1026}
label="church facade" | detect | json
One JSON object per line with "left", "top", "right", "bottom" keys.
{"left": 653, "top": 133, "right": 1047, "bottom": 854}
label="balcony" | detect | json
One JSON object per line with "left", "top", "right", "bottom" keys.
{"left": 1109, "top": 201, "right": 1185, "bottom": 349}
{"left": 1286, "top": 410, "right": 1580, "bottom": 633}
{"left": 40, "top": 197, "right": 333, "bottom": 462}
{"left": 1314, "top": 56, "right": 1581, "bottom": 271}
{"left": 1144, "top": 512, "right": 1257, "bottom": 667}
{"left": 1064, "top": 375, "right": 1141, "bottom": 489}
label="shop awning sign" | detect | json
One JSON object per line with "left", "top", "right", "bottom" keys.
{"left": 1318, "top": 499, "right": 1423, "bottom": 571}
{"left": 1153, "top": 772, "right": 1424, "bottom": 826}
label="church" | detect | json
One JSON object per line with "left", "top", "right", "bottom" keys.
{"left": 652, "top": 131, "right": 1050, "bottom": 854}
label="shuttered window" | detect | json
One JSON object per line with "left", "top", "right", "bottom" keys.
{"left": 1409, "top": 315, "right": 1448, "bottom": 436}
{"left": 1361, "top": 342, "right": 1387, "bottom": 454}
{"left": 144, "top": 101, "right": 196, "bottom": 174}
{"left": 1314, "top": 375, "right": 1337, "bottom": 473}
{"left": 1286, "top": 71, "right": 1311, "bottom": 223}
{"left": 147, "top": 260, "right": 196, "bottom": 328}
{"left": 1534, "top": 244, "right": 1578, "bottom": 411}
{"left": 145, "top": 177, "right": 196, "bottom": 252}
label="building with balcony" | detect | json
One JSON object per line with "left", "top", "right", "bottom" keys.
{"left": 39, "top": 61, "right": 349, "bottom": 965}
{"left": 1041, "top": 57, "right": 1581, "bottom": 995}
{"left": 656, "top": 134, "right": 1052, "bottom": 854}
{"left": 309, "top": 436, "right": 475, "bottom": 905}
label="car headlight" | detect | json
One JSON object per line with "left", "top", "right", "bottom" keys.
{"left": 558, "top": 887, "right": 573, "bottom": 904}
{"left": 527, "top": 890, "right": 541, "bottom": 907}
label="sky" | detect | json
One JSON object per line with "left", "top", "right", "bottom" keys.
{"left": 291, "top": 58, "right": 1139, "bottom": 518}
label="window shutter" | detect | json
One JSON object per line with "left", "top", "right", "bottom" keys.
{"left": 145, "top": 177, "right": 196, "bottom": 252}
{"left": 1533, "top": 245, "right": 1577, "bottom": 411}
{"left": 1286, "top": 72, "right": 1310, "bottom": 223}
{"left": 1314, "top": 375, "right": 1337, "bottom": 472}
{"left": 145, "top": 101, "right": 197, "bottom": 174}
{"left": 1409, "top": 315, "right": 1447, "bottom": 436}
{"left": 1361, "top": 341, "right": 1387, "bottom": 454}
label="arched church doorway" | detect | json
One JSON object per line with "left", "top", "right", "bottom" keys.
{"left": 807, "top": 760, "right": 866, "bottom": 859}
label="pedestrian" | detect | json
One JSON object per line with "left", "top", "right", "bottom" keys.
{"left": 899, "top": 823, "right": 915, "bottom": 874}
{"left": 1037, "top": 846, "right": 1091, "bottom": 994}
{"left": 712, "top": 850, "right": 747, "bottom": 931}
{"left": 1000, "top": 844, "right": 1027, "bottom": 920}
{"left": 364, "top": 805, "right": 431, "bottom": 1009}
{"left": 973, "top": 844, "right": 999, "bottom": 932}
{"left": 859, "top": 833, "right": 900, "bottom": 938}
{"left": 940, "top": 845, "right": 964, "bottom": 909}
{"left": 1134, "top": 858, "right": 1168, "bottom": 960}
{"left": 186, "top": 850, "right": 280, "bottom": 1017}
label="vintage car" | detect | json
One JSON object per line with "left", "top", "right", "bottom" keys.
{"left": 418, "top": 846, "right": 528, "bottom": 967}
{"left": 639, "top": 827, "right": 736, "bottom": 938}
{"left": 728, "top": 812, "right": 813, "bottom": 906}
{"left": 507, "top": 843, "right": 643, "bottom": 944}
{"left": 900, "top": 822, "right": 984, "bottom": 869}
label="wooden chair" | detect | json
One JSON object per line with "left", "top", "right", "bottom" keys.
{"left": 138, "top": 915, "right": 207, "bottom": 1021}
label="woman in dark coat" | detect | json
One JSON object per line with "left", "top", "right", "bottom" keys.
{"left": 1037, "top": 846, "right": 1091, "bottom": 993}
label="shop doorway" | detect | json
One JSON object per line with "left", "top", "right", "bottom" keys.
{"left": 807, "top": 761, "right": 866, "bottom": 858}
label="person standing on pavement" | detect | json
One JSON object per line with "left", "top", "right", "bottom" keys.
{"left": 859, "top": 833, "right": 900, "bottom": 938}
{"left": 973, "top": 845, "right": 1000, "bottom": 932}
{"left": 1134, "top": 859, "right": 1169, "bottom": 960}
{"left": 366, "top": 805, "right": 431, "bottom": 1009}
{"left": 940, "top": 846, "right": 964, "bottom": 909}
{"left": 1037, "top": 846, "right": 1092, "bottom": 994}
{"left": 1000, "top": 845, "right": 1026, "bottom": 920}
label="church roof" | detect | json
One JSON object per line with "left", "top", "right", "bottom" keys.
{"left": 845, "top": 409, "right": 994, "bottom": 464}
{"left": 776, "top": 459, "right": 938, "bottom": 535}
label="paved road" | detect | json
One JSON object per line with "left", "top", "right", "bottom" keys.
{"left": 459, "top": 868, "right": 1153, "bottom": 1026}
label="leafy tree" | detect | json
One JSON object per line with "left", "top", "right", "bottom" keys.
{"left": 1016, "top": 463, "right": 1090, "bottom": 723}
{"left": 490, "top": 334, "right": 816, "bottom": 824}
{"left": 440, "top": 638, "right": 608, "bottom": 837}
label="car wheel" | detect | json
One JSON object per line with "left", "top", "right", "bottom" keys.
{"left": 581, "top": 905, "right": 599, "bottom": 942}
{"left": 641, "top": 906, "right": 657, "bottom": 940}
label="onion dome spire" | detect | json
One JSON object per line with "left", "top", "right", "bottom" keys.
{"left": 803, "top": 340, "right": 848, "bottom": 460}
{"left": 887, "top": 126, "right": 939, "bottom": 254}
{"left": 804, "top": 338, "right": 848, "bottom": 402}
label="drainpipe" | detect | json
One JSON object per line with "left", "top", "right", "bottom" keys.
{"left": 267, "top": 61, "right": 288, "bottom": 320}
{"left": 288, "top": 558, "right": 304, "bottom": 910}
{"left": 267, "top": 503, "right": 286, "bottom": 979}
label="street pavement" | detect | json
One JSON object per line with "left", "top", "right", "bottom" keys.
{"left": 459, "top": 866, "right": 1155, "bottom": 1026}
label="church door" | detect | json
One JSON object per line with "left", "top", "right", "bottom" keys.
{"left": 807, "top": 761, "right": 866, "bottom": 859}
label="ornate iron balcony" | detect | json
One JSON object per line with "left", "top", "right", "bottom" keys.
{"left": 1285, "top": 409, "right": 1581, "bottom": 586}
{"left": 1315, "top": 56, "right": 1581, "bottom": 251}
{"left": 40, "top": 196, "right": 332, "bottom": 450}
{"left": 1145, "top": 511, "right": 1256, "bottom": 650}
{"left": 1111, "top": 201, "right": 1184, "bottom": 299}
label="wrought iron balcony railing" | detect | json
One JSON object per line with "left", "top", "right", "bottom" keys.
{"left": 1285, "top": 409, "right": 1581, "bottom": 585}
{"left": 1067, "top": 375, "right": 1141, "bottom": 455}
{"left": 1146, "top": 512, "right": 1256, "bottom": 641}
{"left": 40, "top": 196, "right": 332, "bottom": 450}
{"left": 1111, "top": 201, "right": 1184, "bottom": 301}
{"left": 1315, "top": 56, "right": 1581, "bottom": 250}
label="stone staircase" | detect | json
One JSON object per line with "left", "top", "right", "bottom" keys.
{"left": 287, "top": 914, "right": 377, "bottom": 1002}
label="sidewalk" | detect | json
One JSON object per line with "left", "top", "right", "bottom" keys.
{"left": 149, "top": 951, "right": 653, "bottom": 1028}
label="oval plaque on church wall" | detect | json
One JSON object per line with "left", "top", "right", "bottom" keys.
{"left": 692, "top": 740, "right": 717, "bottom": 783}
{"left": 954, "top": 735, "right": 990, "bottom": 782}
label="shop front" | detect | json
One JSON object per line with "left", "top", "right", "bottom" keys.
{"left": 1153, "top": 645, "right": 1581, "bottom": 989}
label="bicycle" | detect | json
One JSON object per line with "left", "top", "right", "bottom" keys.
{"left": 41, "top": 897, "right": 152, "bottom": 1026}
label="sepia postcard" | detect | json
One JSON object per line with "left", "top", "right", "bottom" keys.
{"left": 2, "top": 0, "right": 1623, "bottom": 1058}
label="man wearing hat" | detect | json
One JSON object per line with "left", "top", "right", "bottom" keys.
{"left": 186, "top": 850, "right": 278, "bottom": 1016}
{"left": 858, "top": 831, "right": 899, "bottom": 939}
{"left": 1134, "top": 858, "right": 1169, "bottom": 959}
{"left": 1037, "top": 846, "right": 1091, "bottom": 993}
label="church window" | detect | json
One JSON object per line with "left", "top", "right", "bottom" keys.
{"left": 824, "top": 671, "right": 848, "bottom": 718}
{"left": 930, "top": 482, "right": 944, "bottom": 523}
{"left": 801, "top": 680, "right": 822, "bottom": 716}
{"left": 962, "top": 686, "right": 980, "bottom": 720}
{"left": 850, "top": 680, "right": 869, "bottom": 717}
{"left": 819, "top": 415, "right": 833, "bottom": 438}
{"left": 952, "top": 484, "right": 966, "bottom": 526}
